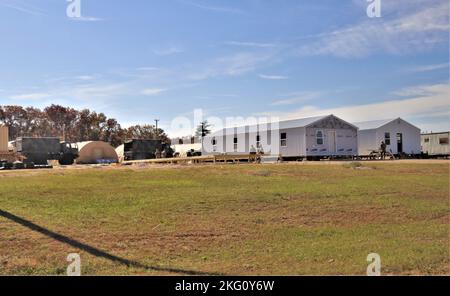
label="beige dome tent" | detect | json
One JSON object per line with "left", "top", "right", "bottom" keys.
{"left": 76, "top": 141, "right": 118, "bottom": 164}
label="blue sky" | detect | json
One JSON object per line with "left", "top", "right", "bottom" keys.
{"left": 0, "top": 0, "right": 448, "bottom": 136}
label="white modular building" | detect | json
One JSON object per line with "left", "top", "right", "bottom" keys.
{"left": 421, "top": 132, "right": 450, "bottom": 156}
{"left": 202, "top": 115, "right": 358, "bottom": 159}
{"left": 172, "top": 143, "right": 202, "bottom": 157}
{"left": 354, "top": 118, "right": 421, "bottom": 156}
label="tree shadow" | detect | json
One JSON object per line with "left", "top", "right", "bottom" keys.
{"left": 0, "top": 209, "right": 221, "bottom": 276}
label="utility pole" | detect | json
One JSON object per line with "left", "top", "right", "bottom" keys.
{"left": 154, "top": 119, "right": 159, "bottom": 140}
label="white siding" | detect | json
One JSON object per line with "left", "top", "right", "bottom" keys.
{"left": 357, "top": 118, "right": 421, "bottom": 155}
{"left": 358, "top": 119, "right": 421, "bottom": 155}
{"left": 204, "top": 125, "right": 279, "bottom": 155}
{"left": 203, "top": 115, "right": 358, "bottom": 157}
{"left": 278, "top": 127, "right": 305, "bottom": 157}
{"left": 421, "top": 133, "right": 450, "bottom": 155}
{"left": 172, "top": 143, "right": 202, "bottom": 156}
{"left": 357, "top": 129, "right": 377, "bottom": 155}
{"left": 306, "top": 128, "right": 357, "bottom": 156}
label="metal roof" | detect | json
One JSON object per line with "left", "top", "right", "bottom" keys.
{"left": 279, "top": 115, "right": 329, "bottom": 129}
{"left": 209, "top": 114, "right": 355, "bottom": 136}
{"left": 353, "top": 118, "right": 397, "bottom": 130}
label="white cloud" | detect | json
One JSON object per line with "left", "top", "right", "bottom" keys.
{"left": 225, "top": 41, "right": 277, "bottom": 48}
{"left": 153, "top": 47, "right": 184, "bottom": 56}
{"left": 141, "top": 88, "right": 167, "bottom": 96}
{"left": 76, "top": 75, "right": 96, "bottom": 81}
{"left": 137, "top": 67, "right": 160, "bottom": 71}
{"left": 10, "top": 93, "right": 50, "bottom": 100}
{"left": 69, "top": 16, "right": 103, "bottom": 22}
{"left": 407, "top": 63, "right": 449, "bottom": 73}
{"left": 298, "top": 2, "right": 449, "bottom": 58}
{"left": 270, "top": 91, "right": 323, "bottom": 106}
{"left": 0, "top": 1, "right": 45, "bottom": 16}
{"left": 180, "top": 0, "right": 243, "bottom": 14}
{"left": 259, "top": 74, "right": 289, "bottom": 80}
{"left": 391, "top": 83, "right": 448, "bottom": 97}
{"left": 71, "top": 83, "right": 126, "bottom": 97}
{"left": 260, "top": 83, "right": 450, "bottom": 128}
{"left": 219, "top": 53, "right": 273, "bottom": 76}
{"left": 189, "top": 52, "right": 273, "bottom": 80}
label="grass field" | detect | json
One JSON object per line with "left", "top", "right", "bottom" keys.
{"left": 0, "top": 161, "right": 448, "bottom": 275}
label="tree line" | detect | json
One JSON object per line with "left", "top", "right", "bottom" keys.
{"left": 0, "top": 105, "right": 169, "bottom": 147}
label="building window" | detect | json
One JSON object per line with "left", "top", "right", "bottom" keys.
{"left": 424, "top": 138, "right": 430, "bottom": 143}
{"left": 280, "top": 133, "right": 287, "bottom": 147}
{"left": 178, "top": 139, "right": 183, "bottom": 145}
{"left": 212, "top": 137, "right": 217, "bottom": 152}
{"left": 233, "top": 137, "right": 238, "bottom": 151}
{"left": 439, "top": 137, "right": 449, "bottom": 145}
{"left": 316, "top": 131, "right": 324, "bottom": 145}
{"left": 256, "top": 134, "right": 261, "bottom": 148}
{"left": 384, "top": 132, "right": 391, "bottom": 145}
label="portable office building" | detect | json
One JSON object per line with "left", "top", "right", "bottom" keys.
{"left": 172, "top": 143, "right": 202, "bottom": 157}
{"left": 203, "top": 115, "right": 358, "bottom": 159}
{"left": 421, "top": 132, "right": 450, "bottom": 156}
{"left": 354, "top": 118, "right": 421, "bottom": 156}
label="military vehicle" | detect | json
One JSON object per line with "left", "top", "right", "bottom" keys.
{"left": 123, "top": 139, "right": 174, "bottom": 160}
{"left": 14, "top": 137, "right": 79, "bottom": 166}
{"left": 123, "top": 139, "right": 160, "bottom": 160}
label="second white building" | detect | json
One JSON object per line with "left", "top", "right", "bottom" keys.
{"left": 354, "top": 118, "right": 421, "bottom": 156}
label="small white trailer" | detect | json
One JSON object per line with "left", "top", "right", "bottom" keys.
{"left": 421, "top": 132, "right": 450, "bottom": 157}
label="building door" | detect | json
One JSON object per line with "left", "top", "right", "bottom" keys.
{"left": 397, "top": 133, "right": 403, "bottom": 153}
{"left": 328, "top": 131, "right": 336, "bottom": 154}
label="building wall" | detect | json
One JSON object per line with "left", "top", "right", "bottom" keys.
{"left": 421, "top": 132, "right": 450, "bottom": 155}
{"left": 376, "top": 119, "right": 421, "bottom": 154}
{"left": 306, "top": 127, "right": 357, "bottom": 156}
{"left": 204, "top": 125, "right": 279, "bottom": 155}
{"left": 357, "top": 119, "right": 421, "bottom": 155}
{"left": 203, "top": 116, "right": 357, "bottom": 157}
{"left": 0, "top": 126, "right": 8, "bottom": 152}
{"left": 357, "top": 129, "right": 377, "bottom": 155}
{"left": 278, "top": 127, "right": 305, "bottom": 157}
{"left": 172, "top": 143, "right": 202, "bottom": 157}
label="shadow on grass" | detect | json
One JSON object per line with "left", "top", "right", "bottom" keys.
{"left": 0, "top": 209, "right": 221, "bottom": 276}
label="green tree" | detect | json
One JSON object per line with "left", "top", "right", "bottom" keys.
{"left": 195, "top": 121, "right": 212, "bottom": 138}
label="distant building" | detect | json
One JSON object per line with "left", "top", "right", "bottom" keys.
{"left": 170, "top": 136, "right": 202, "bottom": 157}
{"left": 421, "top": 132, "right": 450, "bottom": 156}
{"left": 354, "top": 118, "right": 421, "bottom": 156}
{"left": 0, "top": 125, "right": 8, "bottom": 152}
{"left": 171, "top": 136, "right": 201, "bottom": 145}
{"left": 203, "top": 115, "right": 358, "bottom": 159}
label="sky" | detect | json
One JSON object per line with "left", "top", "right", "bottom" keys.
{"left": 0, "top": 0, "right": 448, "bottom": 137}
